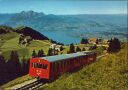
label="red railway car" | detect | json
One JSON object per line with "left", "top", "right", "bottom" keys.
{"left": 29, "top": 51, "right": 97, "bottom": 80}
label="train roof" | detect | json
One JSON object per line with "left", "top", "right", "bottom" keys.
{"left": 40, "top": 51, "right": 95, "bottom": 62}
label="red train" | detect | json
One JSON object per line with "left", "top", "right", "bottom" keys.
{"left": 29, "top": 51, "right": 97, "bottom": 81}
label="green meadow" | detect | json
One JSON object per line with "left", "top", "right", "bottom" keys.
{"left": 0, "top": 32, "right": 52, "bottom": 60}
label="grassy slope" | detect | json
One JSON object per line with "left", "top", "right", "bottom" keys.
{"left": 0, "top": 32, "right": 18, "bottom": 47}
{"left": 0, "top": 32, "right": 52, "bottom": 60}
{"left": 60, "top": 44, "right": 106, "bottom": 56}
{"left": 38, "top": 44, "right": 128, "bottom": 90}
{"left": 60, "top": 44, "right": 89, "bottom": 54}
{"left": 27, "top": 40, "right": 52, "bottom": 57}
{"left": 1, "top": 44, "right": 127, "bottom": 89}
{"left": 1, "top": 75, "right": 33, "bottom": 89}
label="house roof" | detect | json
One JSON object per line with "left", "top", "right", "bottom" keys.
{"left": 40, "top": 51, "right": 95, "bottom": 62}
{"left": 89, "top": 38, "right": 97, "bottom": 42}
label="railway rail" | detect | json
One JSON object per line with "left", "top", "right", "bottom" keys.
{"left": 6, "top": 79, "right": 45, "bottom": 90}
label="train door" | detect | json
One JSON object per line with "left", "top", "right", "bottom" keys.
{"left": 34, "top": 62, "right": 49, "bottom": 79}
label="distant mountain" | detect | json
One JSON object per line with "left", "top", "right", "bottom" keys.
{"left": 0, "top": 11, "right": 127, "bottom": 44}
{"left": 1, "top": 11, "right": 126, "bottom": 30}
{"left": 1, "top": 11, "right": 104, "bottom": 31}
{"left": 3, "top": 11, "right": 45, "bottom": 28}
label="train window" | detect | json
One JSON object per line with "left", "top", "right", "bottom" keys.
{"left": 32, "top": 63, "right": 34, "bottom": 68}
{"left": 64, "top": 61, "right": 66, "bottom": 67}
{"left": 63, "top": 61, "right": 65, "bottom": 68}
{"left": 56, "top": 62, "right": 58, "bottom": 68}
{"left": 52, "top": 62, "right": 54, "bottom": 70}
{"left": 66, "top": 61, "right": 68, "bottom": 66}
{"left": 78, "top": 58, "right": 80, "bottom": 63}
{"left": 66, "top": 60, "right": 68, "bottom": 65}
{"left": 71, "top": 60, "right": 73, "bottom": 64}
{"left": 58, "top": 61, "right": 61, "bottom": 68}
{"left": 79, "top": 59, "right": 81, "bottom": 63}
{"left": 38, "top": 63, "right": 42, "bottom": 68}
{"left": 71, "top": 59, "right": 73, "bottom": 64}
{"left": 42, "top": 64, "right": 48, "bottom": 69}
{"left": 66, "top": 60, "right": 68, "bottom": 66}
{"left": 32, "top": 63, "right": 36, "bottom": 68}
{"left": 70, "top": 60, "right": 72, "bottom": 64}
{"left": 32, "top": 63, "right": 48, "bottom": 69}
{"left": 78, "top": 58, "right": 80, "bottom": 62}
{"left": 60, "top": 61, "right": 63, "bottom": 68}
{"left": 61, "top": 61, "right": 62, "bottom": 68}
{"left": 67, "top": 60, "right": 69, "bottom": 65}
{"left": 62, "top": 61, "right": 64, "bottom": 68}
{"left": 33, "top": 63, "right": 37, "bottom": 68}
{"left": 33, "top": 63, "right": 36, "bottom": 68}
{"left": 57, "top": 62, "right": 59, "bottom": 68}
{"left": 75, "top": 59, "right": 76, "bottom": 63}
{"left": 50, "top": 63, "right": 53, "bottom": 68}
{"left": 81, "top": 56, "right": 83, "bottom": 60}
{"left": 73, "top": 59, "right": 75, "bottom": 63}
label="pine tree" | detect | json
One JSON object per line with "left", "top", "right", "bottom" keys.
{"left": 81, "top": 38, "right": 88, "bottom": 44}
{"left": 21, "top": 56, "right": 26, "bottom": 74}
{"left": 32, "top": 50, "right": 37, "bottom": 58}
{"left": 38, "top": 49, "right": 45, "bottom": 57}
{"left": 76, "top": 46, "right": 81, "bottom": 52}
{"left": 89, "top": 44, "right": 97, "bottom": 50}
{"left": 47, "top": 48, "right": 52, "bottom": 56}
{"left": 81, "top": 38, "right": 85, "bottom": 44}
{"left": 38, "top": 50, "right": 41, "bottom": 57}
{"left": 21, "top": 57, "right": 29, "bottom": 74}
{"left": 0, "top": 54, "right": 6, "bottom": 83}
{"left": 84, "top": 39, "right": 89, "bottom": 44}
{"left": 107, "top": 38, "right": 121, "bottom": 53}
{"left": 7, "top": 51, "right": 21, "bottom": 77}
{"left": 82, "top": 47, "right": 86, "bottom": 51}
{"left": 60, "top": 46, "right": 63, "bottom": 51}
{"left": 69, "top": 43, "right": 75, "bottom": 53}
{"left": 67, "top": 51, "right": 70, "bottom": 54}
{"left": 96, "top": 38, "right": 99, "bottom": 44}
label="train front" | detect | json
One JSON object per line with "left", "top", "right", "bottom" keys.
{"left": 29, "top": 58, "right": 50, "bottom": 79}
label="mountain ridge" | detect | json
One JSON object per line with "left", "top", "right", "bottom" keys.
{"left": 0, "top": 25, "right": 49, "bottom": 40}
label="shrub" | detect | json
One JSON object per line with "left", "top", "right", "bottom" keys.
{"left": 107, "top": 38, "right": 121, "bottom": 53}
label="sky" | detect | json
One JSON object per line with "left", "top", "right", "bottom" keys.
{"left": 0, "top": 0, "right": 127, "bottom": 15}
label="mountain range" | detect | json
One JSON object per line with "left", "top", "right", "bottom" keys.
{"left": 0, "top": 11, "right": 127, "bottom": 44}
